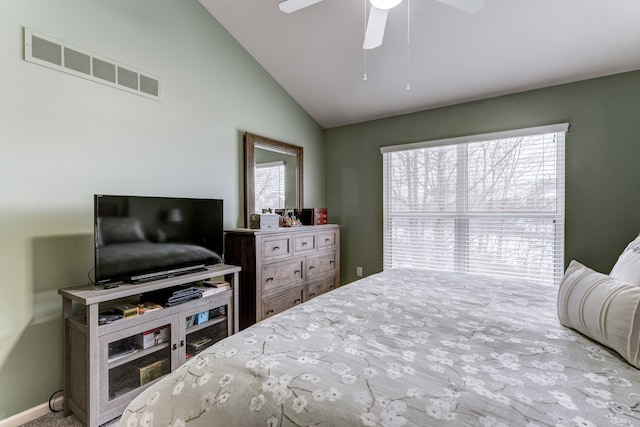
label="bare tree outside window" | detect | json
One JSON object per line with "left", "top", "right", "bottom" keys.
{"left": 383, "top": 129, "right": 565, "bottom": 285}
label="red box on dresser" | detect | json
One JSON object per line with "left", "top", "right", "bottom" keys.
{"left": 299, "top": 208, "right": 327, "bottom": 225}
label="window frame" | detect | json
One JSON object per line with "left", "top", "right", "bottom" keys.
{"left": 381, "top": 123, "right": 568, "bottom": 285}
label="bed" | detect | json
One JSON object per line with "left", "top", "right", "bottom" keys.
{"left": 118, "top": 266, "right": 640, "bottom": 427}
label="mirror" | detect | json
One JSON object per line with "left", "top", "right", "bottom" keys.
{"left": 244, "top": 132, "right": 303, "bottom": 227}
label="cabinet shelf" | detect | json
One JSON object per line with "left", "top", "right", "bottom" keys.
{"left": 186, "top": 314, "right": 226, "bottom": 335}
{"left": 59, "top": 264, "right": 241, "bottom": 427}
{"left": 108, "top": 342, "right": 170, "bottom": 369}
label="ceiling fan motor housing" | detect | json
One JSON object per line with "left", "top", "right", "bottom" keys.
{"left": 369, "top": 0, "right": 403, "bottom": 10}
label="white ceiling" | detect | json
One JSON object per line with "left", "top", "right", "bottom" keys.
{"left": 200, "top": 0, "right": 640, "bottom": 129}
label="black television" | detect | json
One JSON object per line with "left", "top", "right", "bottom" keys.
{"left": 94, "top": 195, "right": 224, "bottom": 285}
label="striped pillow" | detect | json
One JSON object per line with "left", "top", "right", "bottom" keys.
{"left": 558, "top": 260, "right": 640, "bottom": 369}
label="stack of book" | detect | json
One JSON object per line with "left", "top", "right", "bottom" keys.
{"left": 142, "top": 287, "right": 202, "bottom": 307}
{"left": 138, "top": 302, "right": 163, "bottom": 314}
{"left": 195, "top": 280, "right": 231, "bottom": 297}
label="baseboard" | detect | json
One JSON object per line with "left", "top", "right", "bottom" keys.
{"left": 0, "top": 397, "right": 64, "bottom": 427}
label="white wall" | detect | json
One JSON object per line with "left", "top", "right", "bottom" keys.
{"left": 0, "top": 0, "right": 324, "bottom": 417}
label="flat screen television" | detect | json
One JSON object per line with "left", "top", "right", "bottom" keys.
{"left": 94, "top": 195, "right": 224, "bottom": 285}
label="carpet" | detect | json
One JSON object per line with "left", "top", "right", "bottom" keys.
{"left": 19, "top": 412, "right": 120, "bottom": 427}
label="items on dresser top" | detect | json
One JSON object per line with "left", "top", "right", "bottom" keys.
{"left": 299, "top": 208, "right": 327, "bottom": 225}
{"left": 249, "top": 213, "right": 280, "bottom": 229}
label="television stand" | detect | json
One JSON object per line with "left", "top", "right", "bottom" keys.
{"left": 59, "top": 263, "right": 241, "bottom": 427}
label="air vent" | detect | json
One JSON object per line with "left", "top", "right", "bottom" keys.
{"left": 24, "top": 28, "right": 161, "bottom": 101}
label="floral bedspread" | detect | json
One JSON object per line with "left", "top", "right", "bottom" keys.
{"left": 119, "top": 268, "right": 640, "bottom": 427}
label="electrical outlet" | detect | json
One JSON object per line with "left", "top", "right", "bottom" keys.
{"left": 356, "top": 266, "right": 363, "bottom": 277}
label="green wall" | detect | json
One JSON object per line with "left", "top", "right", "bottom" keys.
{"left": 326, "top": 71, "right": 640, "bottom": 284}
{"left": 0, "top": 0, "right": 324, "bottom": 418}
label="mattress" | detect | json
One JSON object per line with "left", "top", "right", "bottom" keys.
{"left": 118, "top": 268, "right": 640, "bottom": 426}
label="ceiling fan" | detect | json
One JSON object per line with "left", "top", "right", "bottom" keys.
{"left": 278, "top": 0, "right": 485, "bottom": 50}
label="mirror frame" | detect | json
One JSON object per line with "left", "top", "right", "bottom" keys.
{"left": 244, "top": 132, "right": 304, "bottom": 228}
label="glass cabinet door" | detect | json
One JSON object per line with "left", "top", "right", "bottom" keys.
{"left": 102, "top": 319, "right": 174, "bottom": 404}
{"left": 184, "top": 304, "right": 229, "bottom": 360}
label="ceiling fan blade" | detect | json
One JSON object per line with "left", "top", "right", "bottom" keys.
{"left": 363, "top": 6, "right": 388, "bottom": 50}
{"left": 278, "top": 0, "right": 324, "bottom": 13}
{"left": 436, "top": 0, "right": 485, "bottom": 13}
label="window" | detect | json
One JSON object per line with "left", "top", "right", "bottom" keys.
{"left": 255, "top": 161, "right": 285, "bottom": 213}
{"left": 381, "top": 124, "right": 567, "bottom": 285}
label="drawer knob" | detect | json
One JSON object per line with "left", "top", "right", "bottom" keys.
{"left": 180, "top": 340, "right": 185, "bottom": 347}
{"left": 309, "top": 266, "right": 315, "bottom": 270}
{"left": 329, "top": 260, "right": 334, "bottom": 264}
{"left": 329, "top": 285, "right": 335, "bottom": 290}
{"left": 301, "top": 242, "right": 308, "bottom": 246}
{"left": 266, "top": 277, "right": 274, "bottom": 282}
{"left": 325, "top": 238, "right": 330, "bottom": 242}
{"left": 266, "top": 309, "right": 274, "bottom": 316}
{"left": 309, "top": 293, "right": 316, "bottom": 297}
{"left": 294, "top": 270, "right": 301, "bottom": 275}
{"left": 294, "top": 298, "right": 301, "bottom": 304}
{"left": 172, "top": 343, "right": 177, "bottom": 351}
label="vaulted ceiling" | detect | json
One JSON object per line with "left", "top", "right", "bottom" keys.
{"left": 200, "top": 0, "right": 640, "bottom": 128}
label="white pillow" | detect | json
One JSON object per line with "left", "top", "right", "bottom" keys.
{"left": 610, "top": 233, "right": 640, "bottom": 285}
{"left": 558, "top": 260, "right": 640, "bottom": 369}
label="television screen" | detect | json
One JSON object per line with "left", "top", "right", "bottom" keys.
{"left": 94, "top": 195, "right": 224, "bottom": 285}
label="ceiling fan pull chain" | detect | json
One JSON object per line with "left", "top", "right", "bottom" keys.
{"left": 363, "top": 52, "right": 368, "bottom": 81}
{"left": 406, "top": 0, "right": 411, "bottom": 90}
{"left": 363, "top": 0, "right": 368, "bottom": 81}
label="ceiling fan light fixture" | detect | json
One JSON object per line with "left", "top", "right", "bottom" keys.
{"left": 370, "top": 0, "right": 403, "bottom": 10}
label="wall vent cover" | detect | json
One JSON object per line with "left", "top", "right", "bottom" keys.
{"left": 24, "top": 27, "right": 161, "bottom": 101}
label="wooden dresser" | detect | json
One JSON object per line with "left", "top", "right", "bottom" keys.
{"left": 225, "top": 224, "right": 340, "bottom": 330}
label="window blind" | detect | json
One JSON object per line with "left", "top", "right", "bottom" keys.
{"left": 255, "top": 161, "right": 285, "bottom": 212}
{"left": 382, "top": 124, "right": 567, "bottom": 286}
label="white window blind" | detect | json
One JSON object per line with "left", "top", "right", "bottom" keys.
{"left": 382, "top": 124, "right": 567, "bottom": 286}
{"left": 255, "top": 161, "right": 285, "bottom": 213}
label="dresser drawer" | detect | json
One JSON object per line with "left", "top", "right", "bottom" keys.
{"left": 318, "top": 230, "right": 337, "bottom": 250}
{"left": 307, "top": 251, "right": 336, "bottom": 280}
{"left": 261, "top": 258, "right": 304, "bottom": 295}
{"left": 261, "top": 235, "right": 292, "bottom": 262}
{"left": 262, "top": 289, "right": 303, "bottom": 319}
{"left": 294, "top": 233, "right": 316, "bottom": 254}
{"left": 305, "top": 276, "right": 337, "bottom": 300}
{"left": 225, "top": 224, "right": 340, "bottom": 330}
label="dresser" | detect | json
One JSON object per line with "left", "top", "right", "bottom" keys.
{"left": 225, "top": 224, "right": 340, "bottom": 330}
